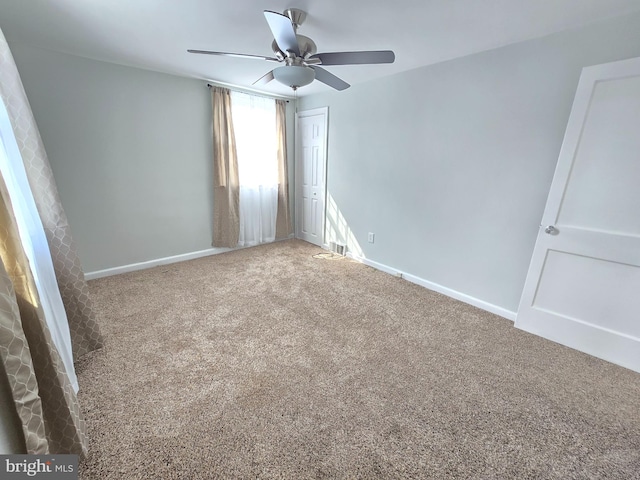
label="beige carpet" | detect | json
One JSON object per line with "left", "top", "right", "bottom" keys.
{"left": 76, "top": 239, "right": 640, "bottom": 479}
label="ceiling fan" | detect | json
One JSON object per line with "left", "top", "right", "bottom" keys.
{"left": 188, "top": 8, "right": 395, "bottom": 91}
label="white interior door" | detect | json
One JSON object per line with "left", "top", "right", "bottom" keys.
{"left": 516, "top": 56, "right": 640, "bottom": 372}
{"left": 295, "top": 107, "right": 328, "bottom": 247}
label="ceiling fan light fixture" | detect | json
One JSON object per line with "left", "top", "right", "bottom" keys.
{"left": 273, "top": 65, "right": 315, "bottom": 88}
{"left": 189, "top": 9, "right": 395, "bottom": 92}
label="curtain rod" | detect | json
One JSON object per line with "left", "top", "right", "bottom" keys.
{"left": 207, "top": 83, "right": 291, "bottom": 103}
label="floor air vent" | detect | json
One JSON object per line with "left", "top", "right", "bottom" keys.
{"left": 329, "top": 242, "right": 346, "bottom": 256}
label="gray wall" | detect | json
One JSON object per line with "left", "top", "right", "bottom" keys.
{"left": 10, "top": 43, "right": 295, "bottom": 273}
{"left": 298, "top": 11, "right": 640, "bottom": 314}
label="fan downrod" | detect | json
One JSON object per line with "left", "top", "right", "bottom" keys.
{"left": 284, "top": 8, "right": 306, "bottom": 30}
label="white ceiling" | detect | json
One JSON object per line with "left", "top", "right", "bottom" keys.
{"left": 1, "top": 0, "right": 639, "bottom": 97}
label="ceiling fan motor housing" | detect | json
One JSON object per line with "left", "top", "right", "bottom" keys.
{"left": 272, "top": 35, "right": 317, "bottom": 59}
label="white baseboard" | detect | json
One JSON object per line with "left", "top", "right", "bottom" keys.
{"left": 86, "top": 241, "right": 517, "bottom": 322}
{"left": 346, "top": 252, "right": 517, "bottom": 322}
{"left": 85, "top": 247, "right": 233, "bottom": 280}
{"left": 85, "top": 235, "right": 297, "bottom": 280}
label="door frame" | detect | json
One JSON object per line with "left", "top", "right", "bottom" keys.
{"left": 295, "top": 107, "right": 329, "bottom": 247}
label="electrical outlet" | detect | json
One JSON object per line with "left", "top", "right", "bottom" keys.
{"left": 367, "top": 232, "right": 375, "bottom": 243}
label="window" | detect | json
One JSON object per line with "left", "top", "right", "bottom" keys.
{"left": 230, "top": 91, "right": 279, "bottom": 246}
{"left": 231, "top": 91, "right": 278, "bottom": 187}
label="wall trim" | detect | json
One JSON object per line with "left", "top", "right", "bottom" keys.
{"left": 85, "top": 247, "right": 231, "bottom": 280}
{"left": 86, "top": 239, "right": 517, "bottom": 322}
{"left": 346, "top": 252, "right": 517, "bottom": 322}
{"left": 85, "top": 235, "right": 297, "bottom": 280}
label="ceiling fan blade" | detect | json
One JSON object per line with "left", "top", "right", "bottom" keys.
{"left": 264, "top": 11, "right": 300, "bottom": 56}
{"left": 310, "top": 50, "right": 395, "bottom": 65}
{"left": 310, "top": 66, "right": 350, "bottom": 91}
{"left": 253, "top": 70, "right": 275, "bottom": 86}
{"left": 187, "top": 50, "right": 279, "bottom": 62}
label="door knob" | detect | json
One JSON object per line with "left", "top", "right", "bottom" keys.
{"left": 544, "top": 225, "right": 557, "bottom": 235}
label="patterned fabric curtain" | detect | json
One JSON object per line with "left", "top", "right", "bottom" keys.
{"left": 211, "top": 86, "right": 241, "bottom": 248}
{"left": 0, "top": 173, "right": 87, "bottom": 455}
{"left": 275, "top": 99, "right": 292, "bottom": 239}
{"left": 0, "top": 28, "right": 103, "bottom": 361}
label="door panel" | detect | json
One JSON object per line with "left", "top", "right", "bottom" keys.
{"left": 296, "top": 108, "right": 327, "bottom": 246}
{"left": 557, "top": 76, "right": 640, "bottom": 235}
{"left": 516, "top": 57, "right": 640, "bottom": 372}
{"left": 532, "top": 250, "right": 640, "bottom": 337}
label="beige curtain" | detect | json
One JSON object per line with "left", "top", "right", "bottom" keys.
{"left": 0, "top": 174, "right": 87, "bottom": 455}
{"left": 0, "top": 28, "right": 103, "bottom": 361}
{"left": 275, "top": 99, "right": 292, "bottom": 239}
{"left": 211, "top": 86, "right": 240, "bottom": 247}
{"left": 0, "top": 259, "right": 47, "bottom": 454}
